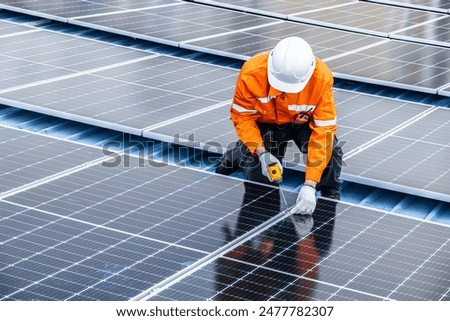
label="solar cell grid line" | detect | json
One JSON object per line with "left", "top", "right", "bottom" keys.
{"left": 148, "top": 199, "right": 450, "bottom": 301}
{"left": 0, "top": 125, "right": 106, "bottom": 197}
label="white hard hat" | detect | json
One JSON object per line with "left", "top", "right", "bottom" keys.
{"left": 267, "top": 37, "right": 316, "bottom": 93}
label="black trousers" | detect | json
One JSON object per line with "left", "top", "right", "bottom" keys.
{"left": 241, "top": 122, "right": 343, "bottom": 196}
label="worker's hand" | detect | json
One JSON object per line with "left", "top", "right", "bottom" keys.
{"left": 290, "top": 185, "right": 317, "bottom": 215}
{"left": 259, "top": 151, "right": 283, "bottom": 182}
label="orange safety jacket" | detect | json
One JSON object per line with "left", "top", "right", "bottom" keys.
{"left": 230, "top": 52, "right": 337, "bottom": 182}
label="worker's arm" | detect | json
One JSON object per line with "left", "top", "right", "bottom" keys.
{"left": 305, "top": 77, "right": 336, "bottom": 183}
{"left": 230, "top": 69, "right": 265, "bottom": 155}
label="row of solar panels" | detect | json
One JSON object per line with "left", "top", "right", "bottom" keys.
{"left": 1, "top": 0, "right": 450, "bottom": 96}
{"left": 1, "top": 1, "right": 449, "bottom": 302}
{"left": 0, "top": 19, "right": 449, "bottom": 203}
{"left": 1, "top": 125, "right": 449, "bottom": 301}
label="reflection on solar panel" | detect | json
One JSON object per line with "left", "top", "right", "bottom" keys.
{"left": 0, "top": 125, "right": 104, "bottom": 196}
{"left": 0, "top": 21, "right": 237, "bottom": 135}
{"left": 148, "top": 198, "right": 450, "bottom": 301}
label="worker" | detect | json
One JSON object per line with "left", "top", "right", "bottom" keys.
{"left": 224, "top": 36, "right": 343, "bottom": 215}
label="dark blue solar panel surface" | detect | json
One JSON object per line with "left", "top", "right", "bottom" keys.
{"left": 1, "top": 132, "right": 449, "bottom": 301}
{"left": 149, "top": 198, "right": 450, "bottom": 301}
{"left": 343, "top": 107, "right": 450, "bottom": 202}
{"left": 1, "top": 152, "right": 285, "bottom": 300}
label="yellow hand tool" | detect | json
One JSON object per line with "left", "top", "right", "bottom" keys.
{"left": 267, "top": 162, "right": 288, "bottom": 207}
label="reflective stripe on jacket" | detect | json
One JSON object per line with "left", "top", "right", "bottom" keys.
{"left": 230, "top": 52, "right": 337, "bottom": 182}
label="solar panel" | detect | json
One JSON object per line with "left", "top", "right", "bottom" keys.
{"left": 0, "top": 147, "right": 289, "bottom": 300}
{"left": 194, "top": 0, "right": 449, "bottom": 49}
{"left": 192, "top": 0, "right": 357, "bottom": 18}
{"left": 143, "top": 101, "right": 238, "bottom": 154}
{"left": 141, "top": 86, "right": 449, "bottom": 203}
{"left": 287, "top": 89, "right": 432, "bottom": 158}
{"left": 73, "top": 2, "right": 277, "bottom": 48}
{"left": 0, "top": 125, "right": 104, "bottom": 196}
{"left": 181, "top": 20, "right": 385, "bottom": 61}
{"left": 0, "top": 0, "right": 384, "bottom": 61}
{"left": 361, "top": 0, "right": 450, "bottom": 13}
{"left": 326, "top": 40, "right": 450, "bottom": 94}
{"left": 391, "top": 16, "right": 450, "bottom": 48}
{"left": 3, "top": 139, "right": 449, "bottom": 301}
{"left": 0, "top": 18, "right": 35, "bottom": 36}
{"left": 143, "top": 88, "right": 433, "bottom": 157}
{"left": 343, "top": 107, "right": 450, "bottom": 202}
{"left": 3, "top": 1, "right": 448, "bottom": 96}
{"left": 147, "top": 198, "right": 450, "bottom": 301}
{"left": 197, "top": 0, "right": 446, "bottom": 40}
{"left": 440, "top": 85, "right": 450, "bottom": 97}
{"left": 0, "top": 21, "right": 237, "bottom": 135}
{"left": 0, "top": 0, "right": 182, "bottom": 22}
{"left": 291, "top": 2, "right": 445, "bottom": 38}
